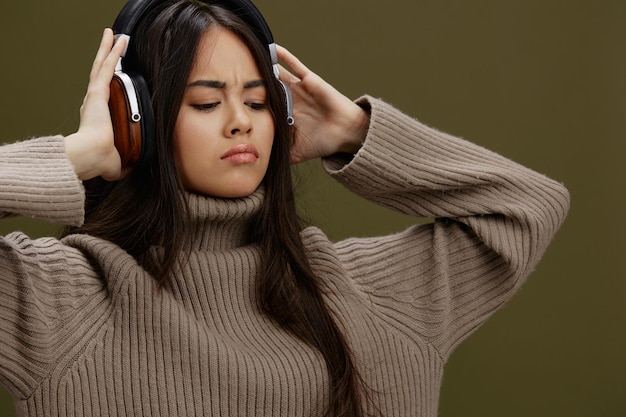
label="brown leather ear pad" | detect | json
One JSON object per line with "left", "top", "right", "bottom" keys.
{"left": 109, "top": 75, "right": 142, "bottom": 167}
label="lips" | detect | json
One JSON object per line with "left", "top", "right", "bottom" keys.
{"left": 220, "top": 144, "right": 259, "bottom": 163}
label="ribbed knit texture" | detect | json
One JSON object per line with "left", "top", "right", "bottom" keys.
{"left": 0, "top": 136, "right": 84, "bottom": 225}
{"left": 0, "top": 97, "right": 569, "bottom": 417}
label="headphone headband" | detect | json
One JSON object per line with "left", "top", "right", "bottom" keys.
{"left": 112, "top": 0, "right": 275, "bottom": 63}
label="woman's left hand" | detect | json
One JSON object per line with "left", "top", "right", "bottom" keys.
{"left": 276, "top": 45, "right": 370, "bottom": 164}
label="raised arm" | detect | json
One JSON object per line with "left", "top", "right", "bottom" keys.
{"left": 327, "top": 97, "right": 570, "bottom": 359}
{"left": 278, "top": 45, "right": 569, "bottom": 359}
{"left": 0, "top": 31, "right": 125, "bottom": 398}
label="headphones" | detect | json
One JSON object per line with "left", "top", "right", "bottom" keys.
{"left": 109, "top": 0, "right": 294, "bottom": 167}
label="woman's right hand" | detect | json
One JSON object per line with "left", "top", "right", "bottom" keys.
{"left": 65, "top": 28, "right": 129, "bottom": 181}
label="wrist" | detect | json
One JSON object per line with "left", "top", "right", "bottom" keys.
{"left": 337, "top": 105, "right": 370, "bottom": 155}
{"left": 64, "top": 131, "right": 111, "bottom": 181}
{"left": 65, "top": 133, "right": 92, "bottom": 180}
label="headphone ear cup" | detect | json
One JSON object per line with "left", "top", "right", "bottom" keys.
{"left": 129, "top": 71, "right": 156, "bottom": 167}
{"left": 109, "top": 73, "right": 142, "bottom": 167}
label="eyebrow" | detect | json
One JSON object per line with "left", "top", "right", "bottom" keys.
{"left": 187, "top": 79, "right": 266, "bottom": 89}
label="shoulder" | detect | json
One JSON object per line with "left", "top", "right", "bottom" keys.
{"left": 61, "top": 233, "right": 146, "bottom": 286}
{"left": 1, "top": 231, "right": 90, "bottom": 273}
{"left": 299, "top": 225, "right": 385, "bottom": 299}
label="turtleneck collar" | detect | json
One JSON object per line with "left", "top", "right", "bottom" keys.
{"left": 184, "top": 186, "right": 264, "bottom": 251}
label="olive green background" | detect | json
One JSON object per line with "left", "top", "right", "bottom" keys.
{"left": 0, "top": 1, "right": 624, "bottom": 416}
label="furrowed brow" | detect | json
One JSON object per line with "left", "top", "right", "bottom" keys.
{"left": 187, "top": 80, "right": 227, "bottom": 89}
{"left": 243, "top": 79, "right": 266, "bottom": 89}
{"left": 186, "top": 79, "right": 265, "bottom": 90}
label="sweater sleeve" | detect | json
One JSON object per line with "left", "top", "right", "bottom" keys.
{"left": 0, "top": 136, "right": 85, "bottom": 226}
{"left": 0, "top": 137, "right": 104, "bottom": 399}
{"left": 325, "top": 96, "right": 570, "bottom": 360}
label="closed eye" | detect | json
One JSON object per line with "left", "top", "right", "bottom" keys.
{"left": 192, "top": 103, "right": 220, "bottom": 112}
{"left": 246, "top": 102, "right": 267, "bottom": 111}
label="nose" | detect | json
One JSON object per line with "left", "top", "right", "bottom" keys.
{"left": 225, "top": 102, "right": 252, "bottom": 137}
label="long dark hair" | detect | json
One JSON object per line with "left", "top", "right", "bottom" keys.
{"left": 63, "top": 1, "right": 367, "bottom": 415}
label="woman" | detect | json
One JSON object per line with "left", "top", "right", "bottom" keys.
{"left": 0, "top": 1, "right": 569, "bottom": 416}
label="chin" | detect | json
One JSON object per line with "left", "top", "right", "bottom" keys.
{"left": 223, "top": 188, "right": 258, "bottom": 198}
{"left": 223, "top": 177, "right": 264, "bottom": 198}
{"left": 197, "top": 182, "right": 262, "bottom": 199}
{"left": 183, "top": 171, "right": 264, "bottom": 198}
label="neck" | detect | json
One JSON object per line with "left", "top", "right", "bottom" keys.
{"left": 184, "top": 187, "right": 264, "bottom": 251}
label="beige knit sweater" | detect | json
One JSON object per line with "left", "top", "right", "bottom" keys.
{"left": 0, "top": 97, "right": 569, "bottom": 416}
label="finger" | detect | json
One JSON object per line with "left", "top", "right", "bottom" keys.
{"left": 276, "top": 45, "right": 311, "bottom": 80}
{"left": 101, "top": 34, "right": 127, "bottom": 78}
{"left": 276, "top": 64, "right": 300, "bottom": 84}
{"left": 89, "top": 28, "right": 115, "bottom": 82}
{"left": 88, "top": 33, "right": 127, "bottom": 98}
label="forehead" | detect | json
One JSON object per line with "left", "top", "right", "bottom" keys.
{"left": 189, "top": 27, "right": 262, "bottom": 81}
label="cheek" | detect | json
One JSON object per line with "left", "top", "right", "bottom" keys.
{"left": 175, "top": 113, "right": 204, "bottom": 152}
{"left": 173, "top": 113, "right": 217, "bottom": 180}
{"left": 259, "top": 118, "right": 276, "bottom": 156}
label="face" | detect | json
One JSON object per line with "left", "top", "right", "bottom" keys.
{"left": 173, "top": 27, "right": 275, "bottom": 198}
